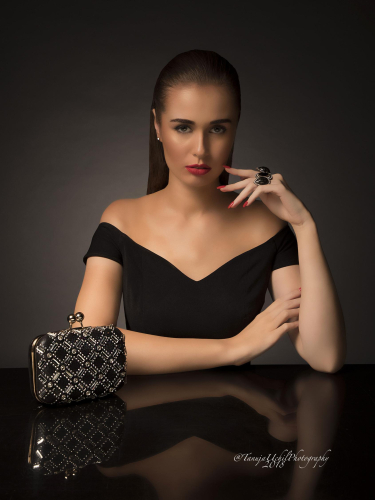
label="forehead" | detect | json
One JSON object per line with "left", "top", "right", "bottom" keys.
{"left": 164, "top": 84, "right": 235, "bottom": 118}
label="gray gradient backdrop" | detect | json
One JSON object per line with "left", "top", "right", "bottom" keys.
{"left": 2, "top": 1, "right": 374, "bottom": 368}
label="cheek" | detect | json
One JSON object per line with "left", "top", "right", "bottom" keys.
{"left": 210, "top": 139, "right": 233, "bottom": 161}
{"left": 163, "top": 134, "right": 188, "bottom": 160}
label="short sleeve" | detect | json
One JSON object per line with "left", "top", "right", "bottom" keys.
{"left": 271, "top": 224, "right": 299, "bottom": 271}
{"left": 83, "top": 223, "right": 123, "bottom": 266}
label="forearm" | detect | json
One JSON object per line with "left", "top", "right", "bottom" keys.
{"left": 292, "top": 218, "right": 347, "bottom": 372}
{"left": 119, "top": 328, "right": 233, "bottom": 375}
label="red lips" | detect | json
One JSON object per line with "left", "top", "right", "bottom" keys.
{"left": 185, "top": 163, "right": 211, "bottom": 169}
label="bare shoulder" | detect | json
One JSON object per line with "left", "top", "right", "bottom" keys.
{"left": 99, "top": 192, "right": 162, "bottom": 235}
{"left": 247, "top": 199, "right": 288, "bottom": 237}
{"left": 100, "top": 197, "right": 141, "bottom": 230}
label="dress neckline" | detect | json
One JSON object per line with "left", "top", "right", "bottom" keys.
{"left": 99, "top": 221, "right": 289, "bottom": 283}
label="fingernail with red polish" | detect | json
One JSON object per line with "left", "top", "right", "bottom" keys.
{"left": 217, "top": 185, "right": 226, "bottom": 189}
{"left": 224, "top": 166, "right": 231, "bottom": 169}
{"left": 228, "top": 202, "right": 234, "bottom": 208}
{"left": 243, "top": 201, "right": 248, "bottom": 207}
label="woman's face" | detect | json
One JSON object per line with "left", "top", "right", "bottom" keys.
{"left": 153, "top": 84, "right": 239, "bottom": 184}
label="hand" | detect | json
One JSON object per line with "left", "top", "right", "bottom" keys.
{"left": 221, "top": 166, "right": 312, "bottom": 227}
{"left": 227, "top": 288, "right": 301, "bottom": 366}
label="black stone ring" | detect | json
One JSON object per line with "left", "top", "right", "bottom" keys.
{"left": 254, "top": 166, "right": 273, "bottom": 186}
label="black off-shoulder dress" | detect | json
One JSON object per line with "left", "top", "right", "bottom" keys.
{"left": 83, "top": 221, "right": 299, "bottom": 345}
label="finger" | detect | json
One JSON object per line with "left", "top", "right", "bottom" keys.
{"left": 288, "top": 298, "right": 301, "bottom": 307}
{"left": 267, "top": 299, "right": 300, "bottom": 320}
{"left": 225, "top": 166, "right": 257, "bottom": 177}
{"left": 273, "top": 298, "right": 301, "bottom": 314}
{"left": 268, "top": 288, "right": 301, "bottom": 309}
{"left": 280, "top": 288, "right": 301, "bottom": 301}
{"left": 272, "top": 308, "right": 300, "bottom": 327}
{"left": 244, "top": 181, "right": 285, "bottom": 207}
{"left": 228, "top": 183, "right": 259, "bottom": 208}
{"left": 274, "top": 320, "right": 299, "bottom": 338}
{"left": 218, "top": 179, "right": 251, "bottom": 191}
{"left": 243, "top": 185, "right": 261, "bottom": 207}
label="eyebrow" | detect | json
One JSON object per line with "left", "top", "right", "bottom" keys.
{"left": 170, "top": 118, "right": 232, "bottom": 125}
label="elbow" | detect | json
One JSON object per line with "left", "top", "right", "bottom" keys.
{"left": 303, "top": 329, "right": 347, "bottom": 374}
{"left": 308, "top": 347, "right": 347, "bottom": 374}
{"left": 327, "top": 335, "right": 347, "bottom": 373}
{"left": 308, "top": 359, "right": 345, "bottom": 374}
{"left": 326, "top": 350, "right": 347, "bottom": 373}
{"left": 320, "top": 360, "right": 345, "bottom": 374}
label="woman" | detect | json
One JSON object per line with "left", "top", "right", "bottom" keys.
{"left": 77, "top": 50, "right": 346, "bottom": 375}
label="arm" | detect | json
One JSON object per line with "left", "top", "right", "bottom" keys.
{"left": 117, "top": 328, "right": 231, "bottom": 375}
{"left": 269, "top": 217, "right": 347, "bottom": 373}
{"left": 292, "top": 218, "right": 346, "bottom": 372}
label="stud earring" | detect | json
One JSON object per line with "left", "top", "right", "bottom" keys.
{"left": 157, "top": 137, "right": 160, "bottom": 141}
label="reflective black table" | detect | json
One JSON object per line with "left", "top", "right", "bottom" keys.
{"left": 0, "top": 365, "right": 372, "bottom": 499}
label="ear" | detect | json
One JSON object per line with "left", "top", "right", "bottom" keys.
{"left": 152, "top": 108, "right": 161, "bottom": 141}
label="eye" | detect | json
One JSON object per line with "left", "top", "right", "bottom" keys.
{"left": 174, "top": 125, "right": 227, "bottom": 134}
{"left": 212, "top": 125, "right": 227, "bottom": 134}
{"left": 174, "top": 125, "right": 191, "bottom": 133}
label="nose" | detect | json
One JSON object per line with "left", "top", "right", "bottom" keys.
{"left": 193, "top": 132, "right": 208, "bottom": 159}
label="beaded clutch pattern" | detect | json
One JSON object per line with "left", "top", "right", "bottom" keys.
{"left": 29, "top": 312, "right": 127, "bottom": 405}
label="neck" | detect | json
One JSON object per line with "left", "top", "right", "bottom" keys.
{"left": 158, "top": 174, "right": 225, "bottom": 220}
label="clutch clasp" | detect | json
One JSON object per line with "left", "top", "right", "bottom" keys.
{"left": 67, "top": 312, "right": 84, "bottom": 330}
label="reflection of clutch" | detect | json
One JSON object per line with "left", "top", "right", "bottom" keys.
{"left": 28, "top": 312, "right": 127, "bottom": 405}
{"left": 27, "top": 396, "right": 127, "bottom": 478}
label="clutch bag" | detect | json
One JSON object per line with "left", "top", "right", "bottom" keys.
{"left": 28, "top": 312, "right": 127, "bottom": 405}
